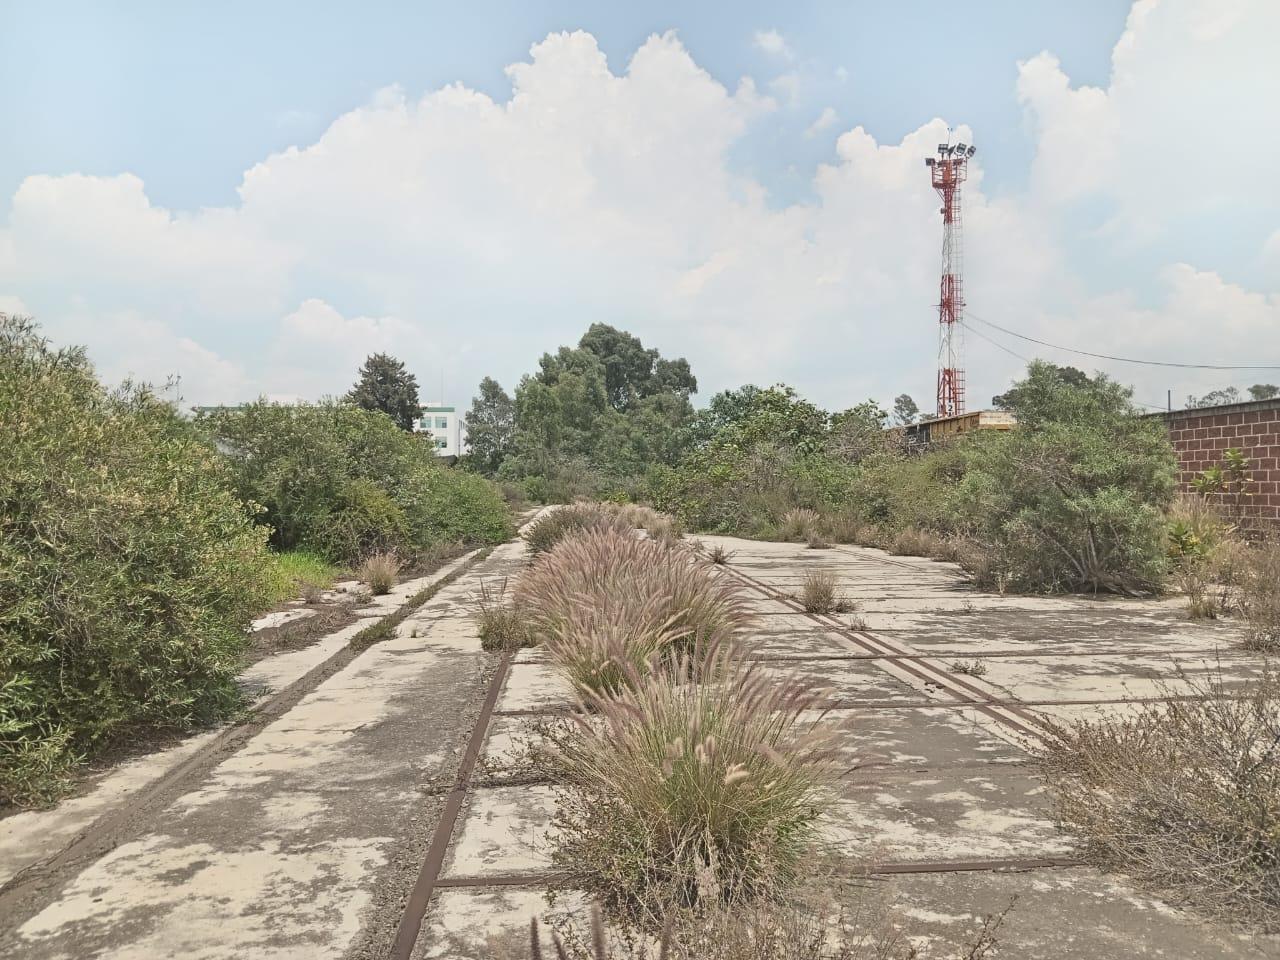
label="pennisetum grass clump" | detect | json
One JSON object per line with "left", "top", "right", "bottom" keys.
{"left": 525, "top": 503, "right": 634, "bottom": 556}
{"left": 546, "top": 643, "right": 838, "bottom": 924}
{"left": 516, "top": 528, "right": 751, "bottom": 694}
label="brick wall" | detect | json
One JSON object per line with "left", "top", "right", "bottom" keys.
{"left": 1152, "top": 398, "right": 1280, "bottom": 529}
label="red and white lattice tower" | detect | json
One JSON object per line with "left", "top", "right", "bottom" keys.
{"left": 926, "top": 137, "right": 974, "bottom": 418}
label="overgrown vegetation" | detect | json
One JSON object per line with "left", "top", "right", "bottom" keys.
{"left": 1041, "top": 668, "right": 1280, "bottom": 930}
{"left": 524, "top": 503, "right": 634, "bottom": 556}
{"left": 1, "top": 315, "right": 274, "bottom": 804}
{"left": 546, "top": 645, "right": 837, "bottom": 924}
{"left": 199, "top": 399, "right": 512, "bottom": 563}
{"left": 264, "top": 549, "right": 340, "bottom": 604}
{"left": 517, "top": 528, "right": 749, "bottom": 695}
{"left": 472, "top": 579, "right": 535, "bottom": 652}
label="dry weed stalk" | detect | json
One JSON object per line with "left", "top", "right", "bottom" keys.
{"left": 780, "top": 508, "right": 821, "bottom": 543}
{"left": 1040, "top": 666, "right": 1280, "bottom": 929}
{"left": 358, "top": 550, "right": 400, "bottom": 595}
{"left": 800, "top": 569, "right": 837, "bottom": 614}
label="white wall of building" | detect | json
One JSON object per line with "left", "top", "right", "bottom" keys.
{"left": 414, "top": 403, "right": 461, "bottom": 457}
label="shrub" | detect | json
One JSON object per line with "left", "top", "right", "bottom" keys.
{"left": 1239, "top": 540, "right": 1280, "bottom": 652}
{"left": 799, "top": 569, "right": 837, "bottom": 614}
{"left": 1040, "top": 667, "right": 1280, "bottom": 929}
{"left": 472, "top": 579, "right": 535, "bottom": 652}
{"left": 396, "top": 466, "right": 514, "bottom": 547}
{"left": 0, "top": 316, "right": 273, "bottom": 804}
{"left": 547, "top": 646, "right": 837, "bottom": 921}
{"left": 524, "top": 503, "right": 633, "bottom": 556}
{"left": 200, "top": 400, "right": 510, "bottom": 563}
{"left": 358, "top": 551, "right": 401, "bottom": 595}
{"left": 952, "top": 364, "right": 1176, "bottom": 593}
{"left": 320, "top": 478, "right": 410, "bottom": 561}
{"left": 516, "top": 529, "right": 750, "bottom": 695}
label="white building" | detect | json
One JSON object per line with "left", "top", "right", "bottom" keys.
{"left": 415, "top": 403, "right": 462, "bottom": 457}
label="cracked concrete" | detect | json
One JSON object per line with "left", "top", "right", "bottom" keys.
{"left": 411, "top": 533, "right": 1275, "bottom": 958}
{"left": 4, "top": 527, "right": 1273, "bottom": 959}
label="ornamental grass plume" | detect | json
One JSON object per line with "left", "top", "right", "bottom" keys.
{"left": 516, "top": 528, "right": 751, "bottom": 694}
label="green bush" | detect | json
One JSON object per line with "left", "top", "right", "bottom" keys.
{"left": 320, "top": 478, "right": 410, "bottom": 560}
{"left": 396, "top": 467, "right": 513, "bottom": 546}
{"left": 201, "top": 400, "right": 511, "bottom": 562}
{"left": 952, "top": 367, "right": 1175, "bottom": 593}
{"left": 1, "top": 316, "right": 274, "bottom": 804}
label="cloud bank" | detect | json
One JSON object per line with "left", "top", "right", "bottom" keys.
{"left": 2, "top": 1, "right": 1277, "bottom": 412}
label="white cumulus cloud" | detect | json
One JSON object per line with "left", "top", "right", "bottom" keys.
{"left": 0, "top": 6, "right": 1276, "bottom": 415}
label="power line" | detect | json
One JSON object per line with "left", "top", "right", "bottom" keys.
{"left": 965, "top": 310, "right": 1280, "bottom": 372}
{"left": 961, "top": 319, "right": 1171, "bottom": 412}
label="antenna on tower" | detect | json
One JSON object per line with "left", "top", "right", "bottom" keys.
{"left": 925, "top": 133, "right": 975, "bottom": 417}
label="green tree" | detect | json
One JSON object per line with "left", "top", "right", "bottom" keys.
{"left": 346, "top": 353, "right": 421, "bottom": 431}
{"left": 960, "top": 362, "right": 1176, "bottom": 593}
{"left": 464, "top": 377, "right": 515, "bottom": 475}
{"left": 993, "top": 363, "right": 1091, "bottom": 416}
{"left": 1248, "top": 384, "right": 1279, "bottom": 401}
{"left": 1186, "top": 387, "right": 1241, "bottom": 409}
{"left": 577, "top": 323, "right": 697, "bottom": 411}
{"left": 892, "top": 394, "right": 919, "bottom": 426}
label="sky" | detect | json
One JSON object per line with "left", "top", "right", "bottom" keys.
{"left": 2, "top": 0, "right": 1278, "bottom": 415}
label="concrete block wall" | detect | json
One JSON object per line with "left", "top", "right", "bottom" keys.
{"left": 1154, "top": 398, "right": 1280, "bottom": 529}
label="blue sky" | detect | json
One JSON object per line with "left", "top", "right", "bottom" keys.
{"left": 2, "top": 2, "right": 1127, "bottom": 210}
{"left": 2, "top": 1, "right": 1277, "bottom": 413}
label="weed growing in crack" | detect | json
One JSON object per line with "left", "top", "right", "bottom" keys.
{"left": 950, "top": 659, "right": 988, "bottom": 678}
{"left": 799, "top": 569, "right": 837, "bottom": 614}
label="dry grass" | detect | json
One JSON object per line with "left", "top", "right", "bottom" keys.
{"left": 822, "top": 513, "right": 863, "bottom": 546}
{"left": 526, "top": 504, "right": 634, "bottom": 556}
{"left": 471, "top": 578, "right": 534, "bottom": 652}
{"left": 1040, "top": 666, "right": 1280, "bottom": 930}
{"left": 950, "top": 659, "right": 988, "bottom": 678}
{"left": 546, "top": 643, "right": 838, "bottom": 923}
{"left": 358, "top": 551, "right": 400, "bottom": 595}
{"left": 888, "top": 527, "right": 944, "bottom": 559}
{"left": 516, "top": 529, "right": 751, "bottom": 695}
{"left": 1239, "top": 540, "right": 1280, "bottom": 652}
{"left": 779, "top": 508, "right": 821, "bottom": 543}
{"left": 707, "top": 544, "right": 734, "bottom": 565}
{"left": 799, "top": 569, "right": 837, "bottom": 614}
{"left": 805, "top": 531, "right": 832, "bottom": 550}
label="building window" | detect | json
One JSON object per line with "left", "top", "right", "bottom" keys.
{"left": 436, "top": 437, "right": 447, "bottom": 449}
{"left": 418, "top": 417, "right": 429, "bottom": 429}
{"left": 435, "top": 416, "right": 448, "bottom": 429}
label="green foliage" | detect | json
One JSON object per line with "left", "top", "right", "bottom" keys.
{"left": 1185, "top": 386, "right": 1241, "bottom": 409}
{"left": 463, "top": 376, "right": 515, "bottom": 475}
{"left": 1247, "top": 383, "right": 1279, "bottom": 401}
{"left": 265, "top": 550, "right": 339, "bottom": 603}
{"left": 321, "top": 479, "right": 409, "bottom": 561}
{"left": 953, "top": 362, "right": 1176, "bottom": 592}
{"left": 345, "top": 352, "right": 421, "bottom": 431}
{"left": 496, "top": 325, "right": 698, "bottom": 500}
{"left": 1, "top": 315, "right": 273, "bottom": 804}
{"left": 396, "top": 466, "right": 514, "bottom": 546}
{"left": 200, "top": 400, "right": 510, "bottom": 562}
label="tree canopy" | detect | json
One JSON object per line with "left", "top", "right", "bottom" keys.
{"left": 346, "top": 353, "right": 421, "bottom": 431}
